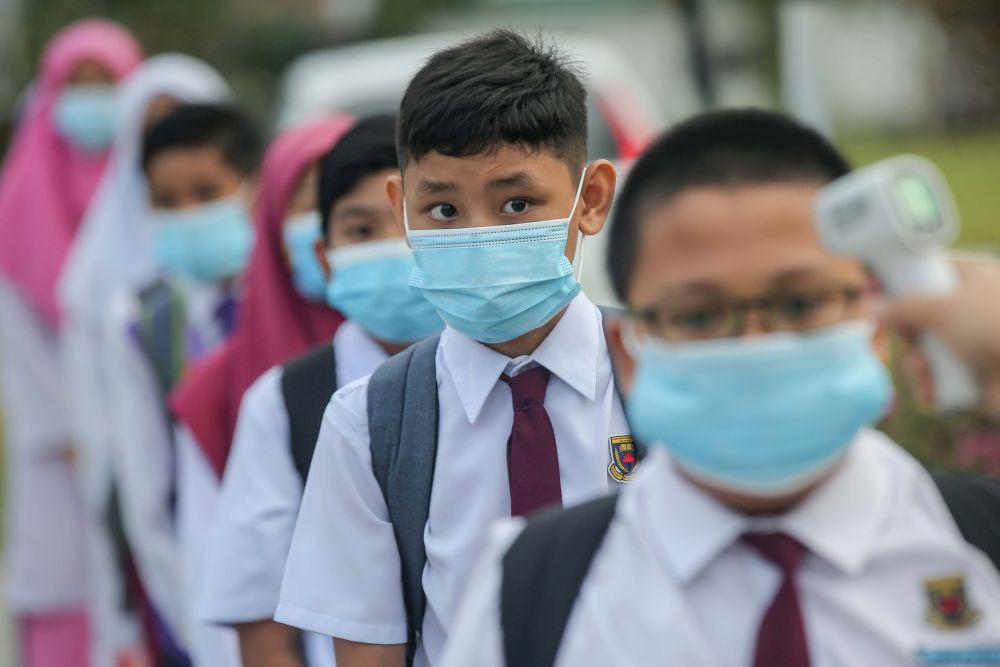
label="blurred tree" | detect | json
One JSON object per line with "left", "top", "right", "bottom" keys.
{"left": 371, "top": 0, "right": 472, "bottom": 37}
{"left": 921, "top": 0, "right": 1000, "bottom": 128}
{"left": 12, "top": 0, "right": 348, "bottom": 129}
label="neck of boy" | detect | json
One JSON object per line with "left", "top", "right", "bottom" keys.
{"left": 485, "top": 306, "right": 569, "bottom": 359}
{"left": 375, "top": 338, "right": 409, "bottom": 357}
{"left": 679, "top": 462, "right": 843, "bottom": 516}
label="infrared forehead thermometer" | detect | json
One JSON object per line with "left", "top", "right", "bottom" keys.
{"left": 814, "top": 155, "right": 978, "bottom": 410}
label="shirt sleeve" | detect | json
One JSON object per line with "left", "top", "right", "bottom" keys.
{"left": 438, "top": 519, "right": 525, "bottom": 667}
{"left": 275, "top": 378, "right": 408, "bottom": 645}
{"left": 175, "top": 427, "right": 241, "bottom": 666}
{"left": 102, "top": 295, "right": 185, "bottom": 641}
{"left": 198, "top": 368, "right": 302, "bottom": 624}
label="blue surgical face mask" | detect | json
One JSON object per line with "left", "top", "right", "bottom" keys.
{"left": 404, "top": 172, "right": 586, "bottom": 344}
{"left": 152, "top": 193, "right": 254, "bottom": 283}
{"left": 283, "top": 210, "right": 327, "bottom": 302}
{"left": 625, "top": 321, "right": 893, "bottom": 497}
{"left": 53, "top": 84, "right": 118, "bottom": 153}
{"left": 326, "top": 238, "right": 444, "bottom": 344}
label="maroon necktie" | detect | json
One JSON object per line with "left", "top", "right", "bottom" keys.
{"left": 743, "top": 532, "right": 811, "bottom": 667}
{"left": 501, "top": 366, "right": 562, "bottom": 517}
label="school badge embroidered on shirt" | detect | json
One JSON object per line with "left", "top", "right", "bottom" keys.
{"left": 608, "top": 434, "right": 639, "bottom": 483}
{"left": 925, "top": 576, "right": 980, "bottom": 630}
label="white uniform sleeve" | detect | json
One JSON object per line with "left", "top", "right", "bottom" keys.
{"left": 103, "top": 295, "right": 185, "bottom": 639}
{"left": 198, "top": 367, "right": 302, "bottom": 624}
{"left": 437, "top": 520, "right": 525, "bottom": 667}
{"left": 175, "top": 426, "right": 241, "bottom": 666}
{"left": 275, "top": 378, "right": 408, "bottom": 644}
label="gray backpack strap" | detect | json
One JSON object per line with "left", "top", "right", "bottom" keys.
{"left": 135, "top": 279, "right": 188, "bottom": 397}
{"left": 367, "top": 334, "right": 441, "bottom": 666}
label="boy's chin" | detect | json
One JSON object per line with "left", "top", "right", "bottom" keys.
{"left": 675, "top": 460, "right": 845, "bottom": 515}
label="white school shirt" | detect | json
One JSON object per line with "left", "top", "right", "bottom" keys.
{"left": 441, "top": 430, "right": 1000, "bottom": 667}
{"left": 103, "top": 279, "right": 234, "bottom": 642}
{"left": 276, "top": 293, "right": 632, "bottom": 667}
{"left": 193, "top": 321, "right": 388, "bottom": 667}
{"left": 0, "top": 280, "right": 88, "bottom": 613}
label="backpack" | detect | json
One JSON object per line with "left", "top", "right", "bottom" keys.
{"left": 498, "top": 471, "right": 1000, "bottom": 667}
{"left": 365, "top": 306, "right": 632, "bottom": 665}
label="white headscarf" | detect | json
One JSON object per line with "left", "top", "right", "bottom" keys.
{"left": 58, "top": 54, "right": 231, "bottom": 319}
{"left": 57, "top": 53, "right": 231, "bottom": 509}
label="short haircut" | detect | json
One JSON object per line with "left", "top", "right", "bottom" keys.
{"left": 397, "top": 29, "right": 588, "bottom": 174}
{"left": 318, "top": 114, "right": 398, "bottom": 237}
{"left": 141, "top": 103, "right": 261, "bottom": 176}
{"left": 607, "top": 109, "right": 852, "bottom": 302}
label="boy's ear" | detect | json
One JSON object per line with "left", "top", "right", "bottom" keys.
{"left": 314, "top": 237, "right": 332, "bottom": 282}
{"left": 605, "top": 315, "right": 636, "bottom": 397}
{"left": 578, "top": 159, "right": 617, "bottom": 238}
{"left": 386, "top": 174, "right": 406, "bottom": 235}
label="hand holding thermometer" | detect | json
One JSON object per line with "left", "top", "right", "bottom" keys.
{"left": 814, "top": 155, "right": 979, "bottom": 410}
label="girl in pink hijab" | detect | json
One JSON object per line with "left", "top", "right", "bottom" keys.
{"left": 0, "top": 18, "right": 142, "bottom": 328}
{"left": 0, "top": 18, "right": 141, "bottom": 667}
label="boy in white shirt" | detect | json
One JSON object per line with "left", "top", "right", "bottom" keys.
{"left": 102, "top": 103, "right": 260, "bottom": 657}
{"left": 277, "top": 30, "right": 627, "bottom": 667}
{"left": 441, "top": 109, "right": 1000, "bottom": 667}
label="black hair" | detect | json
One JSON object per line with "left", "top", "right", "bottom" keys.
{"left": 397, "top": 29, "right": 588, "bottom": 173}
{"left": 141, "top": 103, "right": 261, "bottom": 175}
{"left": 607, "top": 108, "right": 852, "bottom": 302}
{"left": 318, "top": 114, "right": 398, "bottom": 237}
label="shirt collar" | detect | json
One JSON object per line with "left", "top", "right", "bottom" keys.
{"left": 630, "top": 449, "right": 747, "bottom": 584}
{"left": 630, "top": 429, "right": 891, "bottom": 583}
{"left": 440, "top": 293, "right": 602, "bottom": 424}
{"left": 770, "top": 428, "right": 891, "bottom": 575}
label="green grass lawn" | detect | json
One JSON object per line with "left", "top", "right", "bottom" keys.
{"left": 842, "top": 130, "right": 1000, "bottom": 471}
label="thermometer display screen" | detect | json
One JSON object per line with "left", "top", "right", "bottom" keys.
{"left": 892, "top": 174, "right": 942, "bottom": 233}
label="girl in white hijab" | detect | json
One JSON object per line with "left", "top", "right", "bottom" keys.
{"left": 57, "top": 53, "right": 230, "bottom": 667}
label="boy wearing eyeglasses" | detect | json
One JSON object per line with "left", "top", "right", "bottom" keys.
{"left": 440, "top": 109, "right": 1000, "bottom": 667}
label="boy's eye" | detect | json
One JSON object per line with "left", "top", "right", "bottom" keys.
{"left": 345, "top": 224, "right": 374, "bottom": 240}
{"left": 501, "top": 198, "right": 531, "bottom": 215}
{"left": 153, "top": 192, "right": 177, "bottom": 210}
{"left": 428, "top": 203, "right": 458, "bottom": 221}
{"left": 195, "top": 182, "right": 221, "bottom": 203}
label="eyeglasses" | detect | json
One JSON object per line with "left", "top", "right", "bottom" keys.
{"left": 630, "top": 285, "right": 867, "bottom": 342}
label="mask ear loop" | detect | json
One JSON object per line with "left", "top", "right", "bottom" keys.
{"left": 569, "top": 168, "right": 588, "bottom": 282}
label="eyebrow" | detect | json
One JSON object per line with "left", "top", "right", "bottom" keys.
{"left": 416, "top": 179, "right": 459, "bottom": 195}
{"left": 486, "top": 171, "right": 537, "bottom": 191}
{"left": 335, "top": 205, "right": 377, "bottom": 219}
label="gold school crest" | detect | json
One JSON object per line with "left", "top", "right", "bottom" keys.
{"left": 608, "top": 435, "right": 639, "bottom": 483}
{"left": 925, "top": 576, "right": 981, "bottom": 630}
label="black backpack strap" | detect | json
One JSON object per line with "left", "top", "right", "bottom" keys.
{"left": 500, "top": 494, "right": 620, "bottom": 667}
{"left": 367, "top": 334, "right": 441, "bottom": 665}
{"left": 932, "top": 471, "right": 1000, "bottom": 572}
{"left": 280, "top": 342, "right": 339, "bottom": 482}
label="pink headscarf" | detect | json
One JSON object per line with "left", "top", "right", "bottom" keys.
{"left": 0, "top": 19, "right": 142, "bottom": 328}
{"left": 171, "top": 115, "right": 354, "bottom": 478}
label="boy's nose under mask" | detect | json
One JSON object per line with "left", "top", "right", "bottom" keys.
{"left": 625, "top": 320, "right": 894, "bottom": 497}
